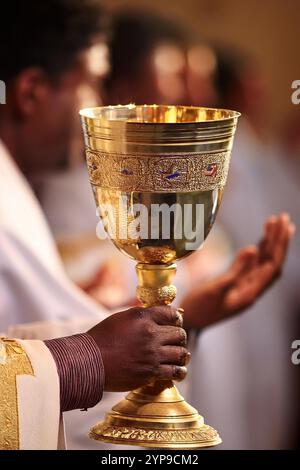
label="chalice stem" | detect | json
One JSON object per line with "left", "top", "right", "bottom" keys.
{"left": 136, "top": 262, "right": 177, "bottom": 308}
{"left": 136, "top": 262, "right": 178, "bottom": 405}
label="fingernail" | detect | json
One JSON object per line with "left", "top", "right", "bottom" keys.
{"left": 175, "top": 314, "right": 183, "bottom": 327}
{"left": 175, "top": 308, "right": 184, "bottom": 326}
{"left": 173, "top": 366, "right": 187, "bottom": 381}
{"left": 185, "top": 352, "right": 191, "bottom": 365}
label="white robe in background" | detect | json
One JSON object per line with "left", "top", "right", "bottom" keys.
{"left": 0, "top": 140, "right": 129, "bottom": 450}
{"left": 0, "top": 140, "right": 105, "bottom": 329}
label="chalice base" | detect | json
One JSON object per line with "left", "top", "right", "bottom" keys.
{"left": 90, "top": 381, "right": 221, "bottom": 449}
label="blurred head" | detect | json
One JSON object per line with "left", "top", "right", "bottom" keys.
{"left": 213, "top": 48, "right": 267, "bottom": 122}
{"left": 106, "top": 11, "right": 190, "bottom": 105}
{"left": 0, "top": 0, "right": 109, "bottom": 174}
{"left": 281, "top": 111, "right": 300, "bottom": 161}
{"left": 105, "top": 11, "right": 219, "bottom": 109}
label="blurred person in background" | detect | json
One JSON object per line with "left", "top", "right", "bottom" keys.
{"left": 0, "top": 0, "right": 125, "bottom": 450}
{"left": 0, "top": 0, "right": 154, "bottom": 450}
{"left": 38, "top": 10, "right": 196, "bottom": 308}
{"left": 102, "top": 10, "right": 299, "bottom": 449}
{"left": 0, "top": 2, "right": 294, "bottom": 450}
{"left": 192, "top": 47, "right": 300, "bottom": 449}
{"left": 105, "top": 11, "right": 190, "bottom": 105}
{"left": 279, "top": 110, "right": 300, "bottom": 185}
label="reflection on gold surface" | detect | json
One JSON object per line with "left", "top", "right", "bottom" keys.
{"left": 80, "top": 104, "right": 239, "bottom": 449}
{"left": 80, "top": 103, "right": 238, "bottom": 123}
{"left": 95, "top": 187, "right": 223, "bottom": 264}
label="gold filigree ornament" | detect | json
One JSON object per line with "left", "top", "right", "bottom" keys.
{"left": 0, "top": 338, "right": 34, "bottom": 450}
{"left": 86, "top": 149, "right": 231, "bottom": 193}
{"left": 91, "top": 423, "right": 220, "bottom": 448}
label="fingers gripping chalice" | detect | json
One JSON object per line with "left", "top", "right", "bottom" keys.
{"left": 80, "top": 105, "right": 240, "bottom": 449}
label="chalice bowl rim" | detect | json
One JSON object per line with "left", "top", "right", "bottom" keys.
{"left": 79, "top": 103, "right": 240, "bottom": 124}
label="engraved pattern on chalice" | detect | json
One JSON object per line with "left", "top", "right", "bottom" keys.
{"left": 80, "top": 104, "right": 240, "bottom": 449}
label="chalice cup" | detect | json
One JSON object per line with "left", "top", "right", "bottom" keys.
{"left": 80, "top": 105, "right": 240, "bottom": 449}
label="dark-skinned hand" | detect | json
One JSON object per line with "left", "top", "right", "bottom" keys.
{"left": 88, "top": 306, "right": 189, "bottom": 392}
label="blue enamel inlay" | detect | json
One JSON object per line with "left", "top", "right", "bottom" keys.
{"left": 165, "top": 171, "right": 181, "bottom": 180}
{"left": 121, "top": 168, "right": 133, "bottom": 176}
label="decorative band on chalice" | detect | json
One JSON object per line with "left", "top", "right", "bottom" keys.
{"left": 80, "top": 105, "right": 240, "bottom": 193}
{"left": 85, "top": 149, "right": 231, "bottom": 193}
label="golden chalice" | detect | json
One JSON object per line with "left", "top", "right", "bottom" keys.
{"left": 80, "top": 104, "right": 240, "bottom": 449}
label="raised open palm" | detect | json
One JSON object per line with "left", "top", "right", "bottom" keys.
{"left": 182, "top": 213, "right": 295, "bottom": 330}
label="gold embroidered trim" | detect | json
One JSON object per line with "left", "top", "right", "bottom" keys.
{"left": 0, "top": 339, "right": 34, "bottom": 450}
{"left": 86, "top": 149, "right": 231, "bottom": 192}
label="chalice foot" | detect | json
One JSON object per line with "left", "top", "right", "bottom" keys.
{"left": 90, "top": 263, "right": 221, "bottom": 449}
{"left": 90, "top": 381, "right": 221, "bottom": 449}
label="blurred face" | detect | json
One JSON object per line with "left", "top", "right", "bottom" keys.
{"left": 151, "top": 43, "right": 188, "bottom": 104}
{"left": 106, "top": 42, "right": 218, "bottom": 108}
{"left": 106, "top": 42, "right": 189, "bottom": 106}
{"left": 151, "top": 43, "right": 218, "bottom": 107}
{"left": 185, "top": 45, "right": 218, "bottom": 107}
{"left": 10, "top": 42, "right": 109, "bottom": 174}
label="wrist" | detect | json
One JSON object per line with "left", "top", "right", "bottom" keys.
{"left": 45, "top": 333, "right": 105, "bottom": 412}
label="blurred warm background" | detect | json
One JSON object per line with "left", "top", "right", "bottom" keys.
{"left": 2, "top": 0, "right": 299, "bottom": 450}
{"left": 103, "top": 0, "right": 300, "bottom": 136}
{"left": 39, "top": 0, "right": 300, "bottom": 450}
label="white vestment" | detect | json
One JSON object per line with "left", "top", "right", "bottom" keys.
{"left": 0, "top": 140, "right": 130, "bottom": 450}
{"left": 0, "top": 140, "right": 105, "bottom": 329}
{"left": 0, "top": 337, "right": 62, "bottom": 450}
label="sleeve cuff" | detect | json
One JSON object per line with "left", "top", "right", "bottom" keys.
{"left": 45, "top": 333, "right": 105, "bottom": 412}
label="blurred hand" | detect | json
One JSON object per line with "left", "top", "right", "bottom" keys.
{"left": 81, "top": 260, "right": 130, "bottom": 309}
{"left": 182, "top": 213, "right": 295, "bottom": 330}
{"left": 88, "top": 306, "right": 189, "bottom": 392}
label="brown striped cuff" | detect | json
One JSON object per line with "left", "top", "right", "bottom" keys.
{"left": 45, "top": 333, "right": 104, "bottom": 412}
